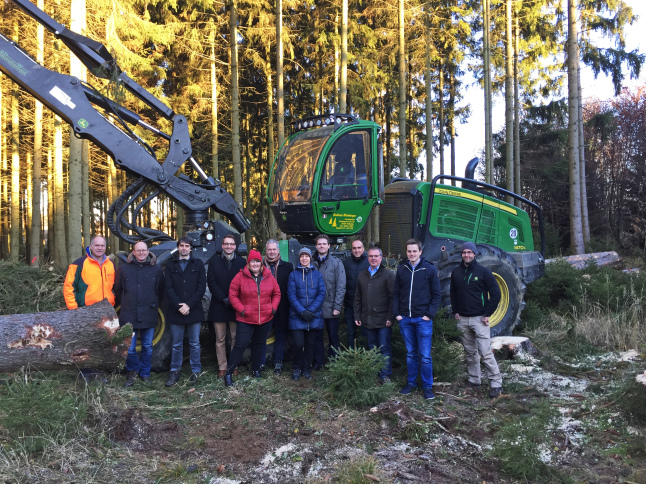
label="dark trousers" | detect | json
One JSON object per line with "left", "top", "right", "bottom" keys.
{"left": 292, "top": 329, "right": 320, "bottom": 371}
{"left": 314, "top": 317, "right": 340, "bottom": 366}
{"left": 226, "top": 321, "right": 272, "bottom": 376}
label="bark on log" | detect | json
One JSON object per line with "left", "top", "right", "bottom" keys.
{"left": 491, "top": 336, "right": 538, "bottom": 360}
{"left": 0, "top": 299, "right": 130, "bottom": 372}
{"left": 546, "top": 251, "right": 622, "bottom": 270}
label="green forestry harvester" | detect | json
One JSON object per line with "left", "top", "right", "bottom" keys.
{"left": 267, "top": 114, "right": 546, "bottom": 336}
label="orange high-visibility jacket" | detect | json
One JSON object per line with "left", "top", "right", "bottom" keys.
{"left": 64, "top": 249, "right": 115, "bottom": 309}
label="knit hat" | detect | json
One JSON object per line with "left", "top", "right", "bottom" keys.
{"left": 461, "top": 241, "right": 477, "bottom": 254}
{"left": 248, "top": 249, "right": 262, "bottom": 262}
{"left": 299, "top": 247, "right": 312, "bottom": 258}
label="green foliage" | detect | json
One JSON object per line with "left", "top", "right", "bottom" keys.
{"left": 615, "top": 379, "right": 646, "bottom": 425}
{"left": 111, "top": 323, "right": 133, "bottom": 345}
{"left": 0, "top": 371, "right": 89, "bottom": 453}
{"left": 326, "top": 346, "right": 394, "bottom": 409}
{"left": 398, "top": 420, "right": 436, "bottom": 446}
{"left": 0, "top": 261, "right": 65, "bottom": 315}
{"left": 431, "top": 310, "right": 463, "bottom": 382}
{"left": 332, "top": 456, "right": 382, "bottom": 484}
{"left": 491, "top": 399, "right": 565, "bottom": 482}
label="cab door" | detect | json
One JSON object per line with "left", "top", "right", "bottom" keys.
{"left": 313, "top": 128, "right": 378, "bottom": 236}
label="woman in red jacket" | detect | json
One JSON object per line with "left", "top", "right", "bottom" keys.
{"left": 224, "top": 250, "right": 281, "bottom": 386}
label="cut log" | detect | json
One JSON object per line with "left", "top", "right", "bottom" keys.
{"left": 637, "top": 371, "right": 646, "bottom": 387}
{"left": 546, "top": 251, "right": 622, "bottom": 270}
{"left": 491, "top": 336, "right": 538, "bottom": 360}
{"left": 0, "top": 299, "right": 130, "bottom": 372}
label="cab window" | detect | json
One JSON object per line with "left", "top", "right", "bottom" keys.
{"left": 319, "top": 130, "right": 371, "bottom": 201}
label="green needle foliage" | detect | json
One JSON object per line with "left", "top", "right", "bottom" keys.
{"left": 0, "top": 261, "right": 65, "bottom": 315}
{"left": 326, "top": 346, "right": 394, "bottom": 409}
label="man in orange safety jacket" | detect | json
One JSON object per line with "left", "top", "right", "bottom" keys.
{"left": 64, "top": 236, "right": 116, "bottom": 310}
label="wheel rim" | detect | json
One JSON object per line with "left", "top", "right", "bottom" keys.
{"left": 489, "top": 273, "right": 509, "bottom": 328}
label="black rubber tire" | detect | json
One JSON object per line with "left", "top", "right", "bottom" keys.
{"left": 435, "top": 244, "right": 525, "bottom": 337}
{"left": 149, "top": 308, "right": 172, "bottom": 372}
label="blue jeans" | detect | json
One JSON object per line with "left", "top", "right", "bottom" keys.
{"left": 125, "top": 327, "right": 155, "bottom": 377}
{"left": 170, "top": 323, "right": 201, "bottom": 373}
{"left": 314, "top": 317, "right": 340, "bottom": 366}
{"left": 399, "top": 316, "right": 433, "bottom": 388}
{"left": 365, "top": 326, "right": 392, "bottom": 378}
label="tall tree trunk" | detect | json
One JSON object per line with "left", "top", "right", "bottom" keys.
{"left": 505, "top": 0, "right": 514, "bottom": 201}
{"left": 53, "top": 116, "right": 68, "bottom": 267}
{"left": 0, "top": 73, "right": 5, "bottom": 260}
{"left": 276, "top": 0, "right": 284, "bottom": 149}
{"left": 449, "top": 69, "right": 456, "bottom": 184}
{"left": 25, "top": 153, "right": 32, "bottom": 263}
{"left": 230, "top": 0, "right": 243, "bottom": 241}
{"left": 67, "top": 0, "right": 86, "bottom": 258}
{"left": 9, "top": 21, "right": 20, "bottom": 262}
{"left": 398, "top": 0, "right": 406, "bottom": 176}
{"left": 483, "top": 0, "right": 493, "bottom": 184}
{"left": 425, "top": 6, "right": 433, "bottom": 182}
{"left": 578, "top": 66, "right": 590, "bottom": 243}
{"left": 340, "top": 0, "right": 348, "bottom": 113}
{"left": 567, "top": 0, "right": 585, "bottom": 254}
{"left": 334, "top": 14, "right": 340, "bottom": 113}
{"left": 438, "top": 62, "right": 444, "bottom": 175}
{"left": 385, "top": 88, "right": 391, "bottom": 181}
{"left": 109, "top": 157, "right": 119, "bottom": 254}
{"left": 30, "top": 0, "right": 45, "bottom": 266}
{"left": 209, "top": 20, "right": 220, "bottom": 223}
{"left": 513, "top": 14, "right": 521, "bottom": 201}
{"left": 47, "top": 150, "right": 53, "bottom": 262}
{"left": 265, "top": 51, "right": 276, "bottom": 238}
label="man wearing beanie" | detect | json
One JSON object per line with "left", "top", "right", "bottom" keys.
{"left": 450, "top": 241, "right": 503, "bottom": 398}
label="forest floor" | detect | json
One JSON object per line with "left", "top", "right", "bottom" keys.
{"left": 1, "top": 329, "right": 645, "bottom": 484}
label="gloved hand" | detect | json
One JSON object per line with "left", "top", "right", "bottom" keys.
{"left": 223, "top": 297, "right": 230, "bottom": 308}
{"left": 240, "top": 309, "right": 245, "bottom": 316}
{"left": 272, "top": 308, "right": 276, "bottom": 315}
{"left": 301, "top": 310, "right": 315, "bottom": 322}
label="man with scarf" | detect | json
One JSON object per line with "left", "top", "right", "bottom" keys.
{"left": 342, "top": 239, "right": 369, "bottom": 349}
{"left": 261, "top": 239, "right": 294, "bottom": 374}
{"left": 207, "top": 234, "right": 246, "bottom": 377}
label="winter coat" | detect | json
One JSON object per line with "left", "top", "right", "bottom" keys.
{"left": 313, "top": 253, "right": 346, "bottom": 318}
{"left": 264, "top": 258, "right": 294, "bottom": 329}
{"left": 353, "top": 265, "right": 395, "bottom": 329}
{"left": 450, "top": 259, "right": 501, "bottom": 317}
{"left": 114, "top": 252, "right": 164, "bottom": 329}
{"left": 392, "top": 258, "right": 441, "bottom": 320}
{"left": 207, "top": 252, "right": 246, "bottom": 322}
{"left": 63, "top": 248, "right": 115, "bottom": 309}
{"left": 229, "top": 266, "right": 281, "bottom": 325}
{"left": 164, "top": 254, "right": 206, "bottom": 325}
{"left": 287, "top": 265, "right": 326, "bottom": 331}
{"left": 342, "top": 252, "right": 369, "bottom": 307}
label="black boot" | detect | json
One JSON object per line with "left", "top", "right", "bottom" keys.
{"left": 224, "top": 374, "right": 234, "bottom": 387}
{"left": 274, "top": 361, "right": 283, "bottom": 375}
{"left": 165, "top": 371, "right": 180, "bottom": 387}
{"left": 252, "top": 370, "right": 262, "bottom": 378}
{"left": 124, "top": 370, "right": 138, "bottom": 388}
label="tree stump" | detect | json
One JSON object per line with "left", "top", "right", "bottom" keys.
{"left": 491, "top": 336, "right": 538, "bottom": 360}
{"left": 0, "top": 299, "right": 130, "bottom": 372}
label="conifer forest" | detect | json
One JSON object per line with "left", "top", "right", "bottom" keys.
{"left": 0, "top": 0, "right": 644, "bottom": 266}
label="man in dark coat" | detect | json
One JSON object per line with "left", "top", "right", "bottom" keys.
{"left": 114, "top": 241, "right": 164, "bottom": 387}
{"left": 164, "top": 237, "right": 206, "bottom": 387}
{"left": 354, "top": 246, "right": 395, "bottom": 382}
{"left": 262, "top": 239, "right": 294, "bottom": 375}
{"left": 393, "top": 238, "right": 441, "bottom": 400}
{"left": 207, "top": 234, "right": 246, "bottom": 377}
{"left": 450, "top": 241, "right": 503, "bottom": 398}
{"left": 342, "top": 239, "right": 369, "bottom": 349}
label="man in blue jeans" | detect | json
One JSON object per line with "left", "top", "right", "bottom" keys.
{"left": 393, "top": 238, "right": 441, "bottom": 400}
{"left": 164, "top": 238, "right": 207, "bottom": 387}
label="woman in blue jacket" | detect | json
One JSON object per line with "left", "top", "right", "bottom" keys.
{"left": 287, "top": 247, "right": 326, "bottom": 381}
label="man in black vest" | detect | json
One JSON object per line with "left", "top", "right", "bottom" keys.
{"left": 207, "top": 234, "right": 246, "bottom": 377}
{"left": 262, "top": 239, "right": 294, "bottom": 374}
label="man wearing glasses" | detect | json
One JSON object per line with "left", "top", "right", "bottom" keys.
{"left": 353, "top": 246, "right": 395, "bottom": 383}
{"left": 207, "top": 235, "right": 246, "bottom": 377}
{"left": 450, "top": 241, "right": 503, "bottom": 398}
{"left": 114, "top": 241, "right": 164, "bottom": 387}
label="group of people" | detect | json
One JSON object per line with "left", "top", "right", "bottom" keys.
{"left": 63, "top": 234, "right": 504, "bottom": 399}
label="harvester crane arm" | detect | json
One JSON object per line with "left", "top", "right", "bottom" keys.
{"left": 0, "top": 0, "right": 250, "bottom": 242}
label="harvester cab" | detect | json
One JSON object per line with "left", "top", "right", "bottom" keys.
{"left": 267, "top": 114, "right": 384, "bottom": 243}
